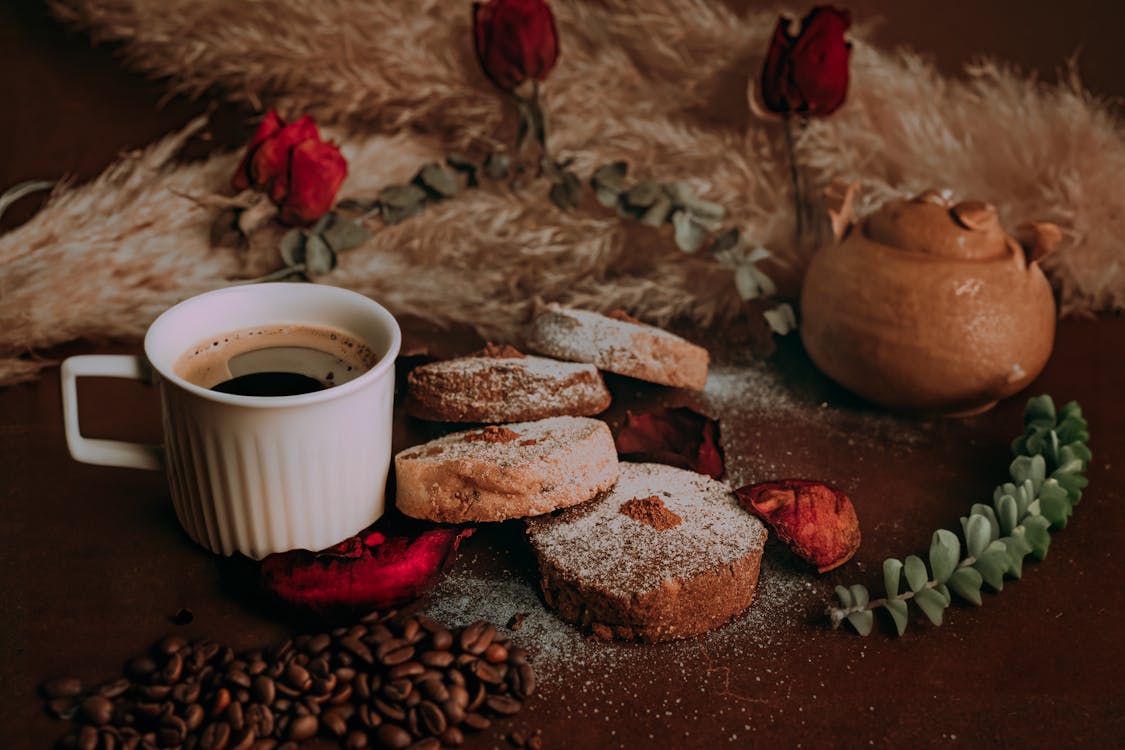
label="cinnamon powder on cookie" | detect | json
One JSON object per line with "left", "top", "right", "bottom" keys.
{"left": 473, "top": 342, "right": 525, "bottom": 358}
{"left": 619, "top": 495, "right": 682, "bottom": 530}
{"left": 465, "top": 426, "right": 522, "bottom": 443}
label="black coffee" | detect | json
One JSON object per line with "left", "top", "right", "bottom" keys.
{"left": 210, "top": 371, "right": 326, "bottom": 397}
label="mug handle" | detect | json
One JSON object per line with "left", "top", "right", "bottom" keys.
{"left": 61, "top": 355, "right": 162, "bottom": 471}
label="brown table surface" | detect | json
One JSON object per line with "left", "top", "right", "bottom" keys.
{"left": 3, "top": 3, "right": 1125, "bottom": 749}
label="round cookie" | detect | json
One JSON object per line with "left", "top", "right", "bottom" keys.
{"left": 526, "top": 462, "right": 766, "bottom": 642}
{"left": 406, "top": 346, "right": 611, "bottom": 423}
{"left": 525, "top": 304, "right": 709, "bottom": 390}
{"left": 394, "top": 416, "right": 619, "bottom": 523}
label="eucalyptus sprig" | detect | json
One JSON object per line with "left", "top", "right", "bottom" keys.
{"left": 827, "top": 395, "right": 1091, "bottom": 636}
{"left": 590, "top": 161, "right": 794, "bottom": 335}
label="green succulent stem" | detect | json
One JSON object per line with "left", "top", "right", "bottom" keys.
{"left": 828, "top": 395, "right": 1091, "bottom": 637}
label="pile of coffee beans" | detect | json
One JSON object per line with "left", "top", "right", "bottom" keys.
{"left": 41, "top": 611, "right": 536, "bottom": 750}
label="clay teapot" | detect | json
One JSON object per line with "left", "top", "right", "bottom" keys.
{"left": 800, "top": 183, "right": 1060, "bottom": 416}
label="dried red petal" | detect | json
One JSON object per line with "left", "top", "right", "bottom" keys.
{"left": 277, "top": 136, "right": 348, "bottom": 225}
{"left": 260, "top": 519, "right": 473, "bottom": 613}
{"left": 614, "top": 406, "right": 725, "bottom": 480}
{"left": 734, "top": 479, "right": 860, "bottom": 573}
{"left": 231, "top": 110, "right": 285, "bottom": 191}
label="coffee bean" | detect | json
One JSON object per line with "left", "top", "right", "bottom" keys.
{"left": 513, "top": 663, "right": 536, "bottom": 699}
{"left": 141, "top": 684, "right": 173, "bottom": 701}
{"left": 226, "top": 671, "right": 251, "bottom": 690}
{"left": 160, "top": 716, "right": 187, "bottom": 741}
{"left": 388, "top": 661, "right": 424, "bottom": 680}
{"left": 406, "top": 739, "right": 440, "bottom": 750}
{"left": 228, "top": 729, "right": 255, "bottom": 750}
{"left": 100, "top": 729, "right": 119, "bottom": 750}
{"left": 311, "top": 675, "right": 336, "bottom": 697}
{"left": 210, "top": 688, "right": 231, "bottom": 717}
{"left": 354, "top": 673, "right": 371, "bottom": 700}
{"left": 507, "top": 646, "right": 529, "bottom": 665}
{"left": 250, "top": 676, "right": 274, "bottom": 705}
{"left": 157, "top": 636, "right": 187, "bottom": 656}
{"left": 440, "top": 699, "right": 465, "bottom": 725}
{"left": 484, "top": 694, "right": 522, "bottom": 716}
{"left": 368, "top": 624, "right": 394, "bottom": 643}
{"left": 458, "top": 622, "right": 496, "bottom": 655}
{"left": 95, "top": 678, "right": 131, "bottom": 699}
{"left": 287, "top": 715, "right": 317, "bottom": 742}
{"left": 81, "top": 695, "right": 114, "bottom": 725}
{"left": 225, "top": 702, "right": 244, "bottom": 732}
{"left": 484, "top": 643, "right": 509, "bottom": 664}
{"left": 126, "top": 657, "right": 158, "bottom": 680}
{"left": 306, "top": 633, "right": 331, "bottom": 655}
{"left": 527, "top": 735, "right": 543, "bottom": 750}
{"left": 439, "top": 727, "right": 464, "bottom": 747}
{"left": 243, "top": 704, "right": 274, "bottom": 737}
{"left": 375, "top": 724, "right": 412, "bottom": 750}
{"left": 78, "top": 725, "right": 99, "bottom": 750}
{"left": 345, "top": 729, "right": 369, "bottom": 749}
{"left": 284, "top": 664, "right": 311, "bottom": 692}
{"left": 172, "top": 682, "right": 201, "bottom": 705}
{"left": 467, "top": 683, "right": 486, "bottom": 712}
{"left": 159, "top": 654, "right": 184, "bottom": 684}
{"left": 199, "top": 721, "right": 230, "bottom": 750}
{"left": 47, "top": 697, "right": 79, "bottom": 720}
{"left": 372, "top": 698, "right": 406, "bottom": 722}
{"left": 276, "top": 743, "right": 297, "bottom": 750}
{"left": 157, "top": 727, "right": 182, "bottom": 748}
{"left": 418, "top": 701, "right": 446, "bottom": 736}
{"left": 406, "top": 707, "right": 421, "bottom": 738}
{"left": 401, "top": 619, "right": 421, "bottom": 643}
{"left": 183, "top": 705, "right": 204, "bottom": 732}
{"left": 462, "top": 713, "right": 490, "bottom": 731}
{"left": 447, "top": 685, "right": 469, "bottom": 710}
{"left": 419, "top": 651, "right": 453, "bottom": 669}
{"left": 273, "top": 698, "right": 291, "bottom": 713}
{"left": 321, "top": 708, "right": 348, "bottom": 737}
{"left": 248, "top": 740, "right": 277, "bottom": 750}
{"left": 382, "top": 679, "right": 412, "bottom": 703}
{"left": 472, "top": 661, "right": 504, "bottom": 685}
{"left": 418, "top": 679, "right": 448, "bottom": 703}
{"left": 329, "top": 683, "right": 353, "bottom": 705}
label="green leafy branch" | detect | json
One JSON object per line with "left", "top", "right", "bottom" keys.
{"left": 828, "top": 395, "right": 1091, "bottom": 636}
{"left": 590, "top": 162, "right": 794, "bottom": 336}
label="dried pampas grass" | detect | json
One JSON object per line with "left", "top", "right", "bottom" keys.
{"left": 1, "top": 0, "right": 1122, "bottom": 384}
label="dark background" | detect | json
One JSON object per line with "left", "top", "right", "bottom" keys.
{"left": 2, "top": 2, "right": 1124, "bottom": 749}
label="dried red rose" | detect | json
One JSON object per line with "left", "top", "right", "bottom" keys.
{"left": 614, "top": 406, "right": 725, "bottom": 480}
{"left": 473, "top": 0, "right": 559, "bottom": 92}
{"left": 735, "top": 479, "right": 860, "bottom": 572}
{"left": 230, "top": 110, "right": 347, "bottom": 226}
{"left": 260, "top": 521, "right": 472, "bottom": 613}
{"left": 760, "top": 6, "right": 851, "bottom": 117}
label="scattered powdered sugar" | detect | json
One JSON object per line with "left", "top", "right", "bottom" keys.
{"left": 396, "top": 416, "right": 604, "bottom": 464}
{"left": 525, "top": 463, "right": 765, "bottom": 598}
{"left": 422, "top": 538, "right": 822, "bottom": 685}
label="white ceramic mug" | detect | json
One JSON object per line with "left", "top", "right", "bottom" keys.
{"left": 60, "top": 283, "right": 402, "bottom": 559}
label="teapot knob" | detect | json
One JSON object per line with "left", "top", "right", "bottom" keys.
{"left": 951, "top": 201, "right": 999, "bottom": 231}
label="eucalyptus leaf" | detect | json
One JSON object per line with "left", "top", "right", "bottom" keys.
{"left": 483, "top": 152, "right": 511, "bottom": 180}
{"left": 594, "top": 186, "right": 621, "bottom": 208}
{"left": 904, "top": 555, "right": 929, "bottom": 593}
{"left": 640, "top": 195, "right": 673, "bottom": 227}
{"left": 929, "top": 529, "right": 960, "bottom": 584}
{"left": 834, "top": 585, "right": 854, "bottom": 609}
{"left": 320, "top": 215, "right": 372, "bottom": 253}
{"left": 745, "top": 245, "right": 772, "bottom": 264}
{"left": 445, "top": 153, "right": 478, "bottom": 187}
{"left": 672, "top": 210, "right": 706, "bottom": 253}
{"left": 303, "top": 234, "right": 336, "bottom": 276}
{"left": 849, "top": 584, "right": 869, "bottom": 609}
{"left": 591, "top": 162, "right": 628, "bottom": 193}
{"left": 974, "top": 541, "right": 1009, "bottom": 590}
{"left": 883, "top": 558, "right": 903, "bottom": 598}
{"left": 625, "top": 180, "right": 661, "bottom": 208}
{"left": 762, "top": 303, "right": 797, "bottom": 336}
{"left": 734, "top": 264, "right": 777, "bottom": 301}
{"left": 947, "top": 567, "right": 983, "bottom": 606}
{"left": 279, "top": 229, "right": 306, "bottom": 268}
{"left": 310, "top": 212, "right": 334, "bottom": 236}
{"left": 416, "top": 163, "right": 458, "bottom": 199}
{"left": 1024, "top": 394, "right": 1056, "bottom": 428}
{"left": 846, "top": 610, "right": 874, "bottom": 637}
{"left": 914, "top": 588, "right": 947, "bottom": 626}
{"left": 660, "top": 181, "right": 694, "bottom": 205}
{"left": 681, "top": 196, "right": 725, "bottom": 221}
{"left": 380, "top": 201, "right": 425, "bottom": 226}
{"left": 970, "top": 504, "right": 1001, "bottom": 541}
{"left": 378, "top": 184, "right": 427, "bottom": 209}
{"left": 1010, "top": 454, "right": 1046, "bottom": 493}
{"left": 996, "top": 494, "right": 1018, "bottom": 536}
{"left": 965, "top": 514, "right": 992, "bottom": 559}
{"left": 1022, "top": 515, "right": 1052, "bottom": 560}
{"left": 884, "top": 599, "right": 909, "bottom": 636}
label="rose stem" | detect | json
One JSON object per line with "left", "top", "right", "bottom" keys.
{"left": 783, "top": 114, "right": 803, "bottom": 249}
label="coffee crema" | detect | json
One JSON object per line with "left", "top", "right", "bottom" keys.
{"left": 174, "top": 324, "right": 380, "bottom": 396}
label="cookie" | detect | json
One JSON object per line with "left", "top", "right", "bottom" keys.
{"left": 394, "top": 416, "right": 619, "bottom": 523}
{"left": 526, "top": 304, "right": 709, "bottom": 390}
{"left": 526, "top": 462, "right": 766, "bottom": 642}
{"left": 406, "top": 345, "right": 611, "bottom": 423}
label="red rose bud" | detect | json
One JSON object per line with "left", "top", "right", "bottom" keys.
{"left": 614, "top": 406, "right": 725, "bottom": 480}
{"left": 277, "top": 138, "right": 349, "bottom": 225}
{"left": 735, "top": 479, "right": 860, "bottom": 572}
{"left": 473, "top": 0, "right": 559, "bottom": 91}
{"left": 760, "top": 5, "right": 851, "bottom": 116}
{"left": 231, "top": 110, "right": 284, "bottom": 191}
{"left": 260, "top": 523, "right": 473, "bottom": 614}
